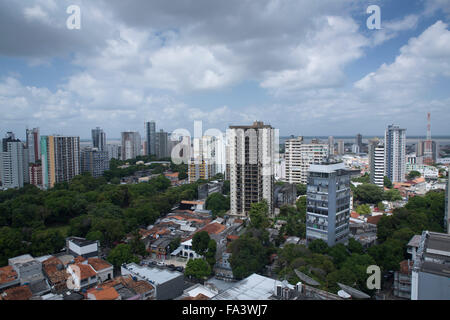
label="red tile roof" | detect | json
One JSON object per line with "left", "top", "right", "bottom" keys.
{"left": 87, "top": 286, "right": 119, "bottom": 300}
{"left": 367, "top": 215, "right": 383, "bottom": 225}
{"left": 350, "top": 211, "right": 360, "bottom": 219}
{"left": 227, "top": 235, "right": 239, "bottom": 241}
{"left": 72, "top": 263, "right": 97, "bottom": 280}
{"left": 0, "top": 266, "right": 18, "bottom": 285}
{"left": 74, "top": 256, "right": 86, "bottom": 264}
{"left": 1, "top": 285, "right": 32, "bottom": 300}
{"left": 88, "top": 258, "right": 112, "bottom": 272}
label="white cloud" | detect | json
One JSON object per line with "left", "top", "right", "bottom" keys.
{"left": 260, "top": 16, "right": 369, "bottom": 92}
{"left": 355, "top": 21, "right": 450, "bottom": 93}
{"left": 372, "top": 14, "right": 419, "bottom": 46}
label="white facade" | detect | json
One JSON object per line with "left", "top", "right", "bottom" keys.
{"left": 385, "top": 125, "right": 406, "bottom": 183}
{"left": 369, "top": 139, "right": 385, "bottom": 187}
{"left": 406, "top": 164, "right": 439, "bottom": 179}
{"left": 0, "top": 134, "right": 29, "bottom": 189}
{"left": 285, "top": 137, "right": 328, "bottom": 184}
{"left": 228, "top": 122, "right": 275, "bottom": 217}
{"left": 121, "top": 132, "right": 141, "bottom": 160}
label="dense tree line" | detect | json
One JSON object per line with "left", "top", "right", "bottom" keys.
{"left": 0, "top": 170, "right": 201, "bottom": 266}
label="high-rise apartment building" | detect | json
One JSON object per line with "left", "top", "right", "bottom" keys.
{"left": 145, "top": 121, "right": 156, "bottom": 156}
{"left": 356, "top": 133, "right": 363, "bottom": 150}
{"left": 337, "top": 140, "right": 345, "bottom": 155}
{"left": 91, "top": 127, "right": 106, "bottom": 151}
{"left": 156, "top": 130, "right": 169, "bottom": 159}
{"left": 121, "top": 132, "right": 141, "bottom": 160}
{"left": 29, "top": 163, "right": 42, "bottom": 187}
{"left": 228, "top": 121, "right": 275, "bottom": 217}
{"left": 368, "top": 138, "right": 385, "bottom": 187}
{"left": 285, "top": 137, "right": 328, "bottom": 184}
{"left": 306, "top": 162, "right": 351, "bottom": 246}
{"left": 417, "top": 140, "right": 437, "bottom": 164}
{"left": 26, "top": 128, "right": 40, "bottom": 164}
{"left": 328, "top": 136, "right": 335, "bottom": 157}
{"left": 0, "top": 132, "right": 29, "bottom": 189}
{"left": 41, "top": 135, "right": 80, "bottom": 189}
{"left": 385, "top": 124, "right": 406, "bottom": 183}
{"left": 81, "top": 147, "right": 110, "bottom": 178}
{"left": 106, "top": 144, "right": 120, "bottom": 161}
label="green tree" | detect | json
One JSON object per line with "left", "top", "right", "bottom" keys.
{"left": 205, "top": 239, "right": 217, "bottom": 270}
{"left": 185, "top": 258, "right": 211, "bottom": 279}
{"left": 169, "top": 237, "right": 181, "bottom": 253}
{"left": 107, "top": 244, "right": 139, "bottom": 268}
{"left": 407, "top": 170, "right": 421, "bottom": 180}
{"left": 384, "top": 189, "right": 402, "bottom": 201}
{"left": 205, "top": 193, "right": 230, "bottom": 216}
{"left": 354, "top": 184, "right": 384, "bottom": 204}
{"left": 356, "top": 204, "right": 372, "bottom": 215}
{"left": 347, "top": 238, "right": 364, "bottom": 255}
{"left": 249, "top": 200, "right": 270, "bottom": 230}
{"left": 229, "top": 235, "right": 268, "bottom": 279}
{"left": 296, "top": 184, "right": 307, "bottom": 196}
{"left": 384, "top": 176, "right": 393, "bottom": 189}
{"left": 192, "top": 231, "right": 211, "bottom": 256}
{"left": 308, "top": 239, "right": 329, "bottom": 254}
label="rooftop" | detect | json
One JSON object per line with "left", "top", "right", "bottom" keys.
{"left": 88, "top": 258, "right": 112, "bottom": 272}
{"left": 122, "top": 263, "right": 182, "bottom": 285}
{"left": 67, "top": 237, "right": 98, "bottom": 247}
{"left": 0, "top": 266, "right": 18, "bottom": 285}
{"left": 1, "top": 285, "right": 32, "bottom": 300}
{"left": 71, "top": 263, "right": 97, "bottom": 280}
{"left": 213, "top": 273, "right": 289, "bottom": 300}
{"left": 87, "top": 286, "right": 119, "bottom": 300}
{"left": 414, "top": 231, "right": 450, "bottom": 277}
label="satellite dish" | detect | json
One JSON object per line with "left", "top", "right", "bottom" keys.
{"left": 294, "top": 270, "right": 320, "bottom": 286}
{"left": 337, "top": 283, "right": 371, "bottom": 299}
{"left": 338, "top": 290, "right": 351, "bottom": 299}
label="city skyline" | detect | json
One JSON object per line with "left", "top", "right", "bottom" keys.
{"left": 0, "top": 1, "right": 449, "bottom": 138}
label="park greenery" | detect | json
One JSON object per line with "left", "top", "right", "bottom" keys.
{"left": 186, "top": 231, "right": 217, "bottom": 279}
{"left": 205, "top": 192, "right": 230, "bottom": 217}
{"left": 0, "top": 165, "right": 203, "bottom": 266}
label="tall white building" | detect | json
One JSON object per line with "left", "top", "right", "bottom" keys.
{"left": 369, "top": 138, "right": 385, "bottom": 187}
{"left": 121, "top": 132, "right": 141, "bottom": 160}
{"left": 337, "top": 140, "right": 345, "bottom": 155}
{"left": 328, "top": 136, "right": 335, "bottom": 157}
{"left": 285, "top": 137, "right": 328, "bottom": 184}
{"left": 385, "top": 124, "right": 406, "bottom": 183}
{"left": 0, "top": 132, "right": 29, "bottom": 189}
{"left": 106, "top": 144, "right": 120, "bottom": 161}
{"left": 228, "top": 121, "right": 275, "bottom": 217}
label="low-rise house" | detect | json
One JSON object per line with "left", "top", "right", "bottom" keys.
{"left": 8, "top": 254, "right": 44, "bottom": 285}
{"left": 67, "top": 263, "right": 98, "bottom": 291}
{"left": 121, "top": 263, "right": 183, "bottom": 300}
{"left": 1, "top": 285, "right": 32, "bottom": 300}
{"left": 393, "top": 260, "right": 413, "bottom": 299}
{"left": 178, "top": 283, "right": 219, "bottom": 300}
{"left": 87, "top": 286, "right": 120, "bottom": 300}
{"left": 0, "top": 266, "right": 20, "bottom": 292}
{"left": 150, "top": 237, "right": 172, "bottom": 260}
{"left": 42, "top": 257, "right": 68, "bottom": 293}
{"left": 87, "top": 258, "right": 113, "bottom": 283}
{"left": 66, "top": 237, "right": 99, "bottom": 259}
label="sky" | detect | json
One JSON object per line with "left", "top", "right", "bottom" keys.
{"left": 0, "top": 0, "right": 449, "bottom": 139}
